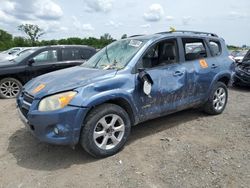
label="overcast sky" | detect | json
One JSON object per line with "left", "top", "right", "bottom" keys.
{"left": 0, "top": 0, "right": 249, "bottom": 46}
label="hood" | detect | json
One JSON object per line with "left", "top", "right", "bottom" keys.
{"left": 24, "top": 66, "right": 117, "bottom": 98}
{"left": 0, "top": 60, "right": 16, "bottom": 67}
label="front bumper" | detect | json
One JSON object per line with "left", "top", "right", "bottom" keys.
{"left": 17, "top": 93, "right": 89, "bottom": 145}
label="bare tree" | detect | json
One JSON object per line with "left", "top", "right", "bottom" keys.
{"left": 18, "top": 24, "right": 45, "bottom": 45}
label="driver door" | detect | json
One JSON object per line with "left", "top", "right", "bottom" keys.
{"left": 26, "top": 49, "right": 59, "bottom": 80}
{"left": 134, "top": 39, "right": 188, "bottom": 122}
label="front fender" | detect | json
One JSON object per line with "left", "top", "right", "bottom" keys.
{"left": 84, "top": 89, "right": 138, "bottom": 123}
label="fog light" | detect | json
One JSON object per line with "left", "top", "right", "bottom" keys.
{"left": 54, "top": 127, "right": 59, "bottom": 135}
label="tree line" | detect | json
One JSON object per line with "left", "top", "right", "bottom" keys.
{"left": 0, "top": 24, "right": 245, "bottom": 52}
{"left": 0, "top": 24, "right": 116, "bottom": 51}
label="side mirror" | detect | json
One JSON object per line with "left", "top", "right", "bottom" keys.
{"left": 28, "top": 59, "right": 35, "bottom": 66}
{"left": 138, "top": 68, "right": 153, "bottom": 96}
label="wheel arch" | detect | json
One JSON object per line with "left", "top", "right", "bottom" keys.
{"left": 0, "top": 75, "right": 25, "bottom": 85}
{"left": 212, "top": 72, "right": 231, "bottom": 87}
{"left": 217, "top": 75, "right": 231, "bottom": 86}
{"left": 82, "top": 96, "right": 138, "bottom": 126}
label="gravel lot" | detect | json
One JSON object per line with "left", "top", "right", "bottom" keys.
{"left": 0, "top": 87, "right": 249, "bottom": 188}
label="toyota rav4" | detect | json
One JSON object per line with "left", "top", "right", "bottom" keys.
{"left": 17, "top": 31, "right": 234, "bottom": 158}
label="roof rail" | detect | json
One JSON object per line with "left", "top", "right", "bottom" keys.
{"left": 156, "top": 30, "right": 218, "bottom": 37}
{"left": 128, "top": 34, "right": 145, "bottom": 38}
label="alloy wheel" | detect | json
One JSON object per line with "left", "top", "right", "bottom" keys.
{"left": 93, "top": 114, "right": 125, "bottom": 150}
{"left": 0, "top": 80, "right": 21, "bottom": 98}
{"left": 213, "top": 87, "right": 226, "bottom": 111}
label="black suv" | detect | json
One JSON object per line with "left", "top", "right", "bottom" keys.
{"left": 233, "top": 49, "right": 250, "bottom": 87}
{"left": 0, "top": 45, "right": 96, "bottom": 99}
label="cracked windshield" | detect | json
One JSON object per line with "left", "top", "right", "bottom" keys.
{"left": 82, "top": 39, "right": 147, "bottom": 70}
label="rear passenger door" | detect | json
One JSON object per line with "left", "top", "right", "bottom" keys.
{"left": 134, "top": 38, "right": 189, "bottom": 122}
{"left": 182, "top": 37, "right": 219, "bottom": 101}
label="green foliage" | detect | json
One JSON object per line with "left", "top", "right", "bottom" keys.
{"left": 0, "top": 28, "right": 115, "bottom": 51}
{"left": 13, "top": 37, "right": 31, "bottom": 47}
{"left": 0, "top": 29, "right": 13, "bottom": 51}
{"left": 227, "top": 45, "right": 242, "bottom": 51}
{"left": 3, "top": 27, "right": 245, "bottom": 52}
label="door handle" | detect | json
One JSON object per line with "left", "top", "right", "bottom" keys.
{"left": 173, "top": 71, "right": 184, "bottom": 76}
{"left": 211, "top": 64, "right": 218, "bottom": 69}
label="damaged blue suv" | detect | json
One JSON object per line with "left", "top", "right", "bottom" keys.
{"left": 17, "top": 31, "right": 234, "bottom": 158}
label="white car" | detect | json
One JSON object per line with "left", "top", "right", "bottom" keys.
{"left": 0, "top": 48, "right": 31, "bottom": 62}
{"left": 233, "top": 50, "right": 248, "bottom": 63}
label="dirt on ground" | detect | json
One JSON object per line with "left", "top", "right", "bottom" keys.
{"left": 0, "top": 87, "right": 249, "bottom": 188}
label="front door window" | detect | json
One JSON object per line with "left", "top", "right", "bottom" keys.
{"left": 33, "top": 50, "right": 57, "bottom": 63}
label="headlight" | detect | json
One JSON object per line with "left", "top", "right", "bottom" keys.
{"left": 38, "top": 91, "right": 77, "bottom": 112}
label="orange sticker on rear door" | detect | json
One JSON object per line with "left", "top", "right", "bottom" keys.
{"left": 199, "top": 59, "right": 208, "bottom": 68}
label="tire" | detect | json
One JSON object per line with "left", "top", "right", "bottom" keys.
{"left": 203, "top": 82, "right": 228, "bottom": 115}
{"left": 80, "top": 103, "right": 131, "bottom": 158}
{"left": 0, "top": 78, "right": 22, "bottom": 99}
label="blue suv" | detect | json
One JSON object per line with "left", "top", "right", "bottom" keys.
{"left": 17, "top": 31, "right": 234, "bottom": 158}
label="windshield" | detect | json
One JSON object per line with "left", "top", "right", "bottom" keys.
{"left": 12, "top": 49, "right": 35, "bottom": 63}
{"left": 82, "top": 39, "right": 148, "bottom": 70}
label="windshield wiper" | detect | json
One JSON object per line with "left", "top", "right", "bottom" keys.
{"left": 92, "top": 46, "right": 110, "bottom": 69}
{"left": 103, "top": 59, "right": 119, "bottom": 70}
{"left": 105, "top": 46, "right": 111, "bottom": 63}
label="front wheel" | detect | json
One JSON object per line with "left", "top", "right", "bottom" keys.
{"left": 203, "top": 82, "right": 228, "bottom": 115}
{"left": 0, "top": 78, "right": 22, "bottom": 99}
{"left": 80, "top": 103, "right": 131, "bottom": 158}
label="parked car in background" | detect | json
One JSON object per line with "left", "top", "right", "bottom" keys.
{"left": 17, "top": 31, "right": 234, "bottom": 158}
{"left": 0, "top": 45, "right": 96, "bottom": 99}
{"left": 0, "top": 48, "right": 33, "bottom": 63}
{"left": 0, "top": 47, "right": 23, "bottom": 55}
{"left": 231, "top": 50, "right": 248, "bottom": 63}
{"left": 233, "top": 49, "right": 250, "bottom": 86}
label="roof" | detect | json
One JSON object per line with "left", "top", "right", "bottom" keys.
{"left": 38, "top": 45, "right": 96, "bottom": 50}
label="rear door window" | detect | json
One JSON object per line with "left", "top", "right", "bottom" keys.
{"left": 62, "top": 48, "right": 81, "bottom": 61}
{"left": 182, "top": 38, "right": 207, "bottom": 61}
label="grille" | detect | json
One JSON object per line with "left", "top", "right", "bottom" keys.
{"left": 21, "top": 92, "right": 34, "bottom": 118}
{"left": 23, "top": 92, "right": 34, "bottom": 104}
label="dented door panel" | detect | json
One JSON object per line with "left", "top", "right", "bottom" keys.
{"left": 134, "top": 63, "right": 187, "bottom": 122}
{"left": 192, "top": 57, "right": 220, "bottom": 101}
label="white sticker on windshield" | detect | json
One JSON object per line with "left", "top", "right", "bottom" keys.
{"left": 129, "top": 40, "right": 142, "bottom": 47}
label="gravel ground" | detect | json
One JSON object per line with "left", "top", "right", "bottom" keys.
{"left": 0, "top": 87, "right": 249, "bottom": 188}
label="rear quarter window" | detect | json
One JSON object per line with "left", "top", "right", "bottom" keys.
{"left": 80, "top": 49, "right": 95, "bottom": 59}
{"left": 209, "top": 41, "right": 222, "bottom": 56}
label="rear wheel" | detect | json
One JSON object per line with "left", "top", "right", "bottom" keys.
{"left": 203, "top": 82, "right": 228, "bottom": 115}
{"left": 80, "top": 103, "right": 131, "bottom": 158}
{"left": 0, "top": 78, "right": 22, "bottom": 99}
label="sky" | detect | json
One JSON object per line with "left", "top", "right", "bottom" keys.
{"left": 0, "top": 0, "right": 249, "bottom": 46}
